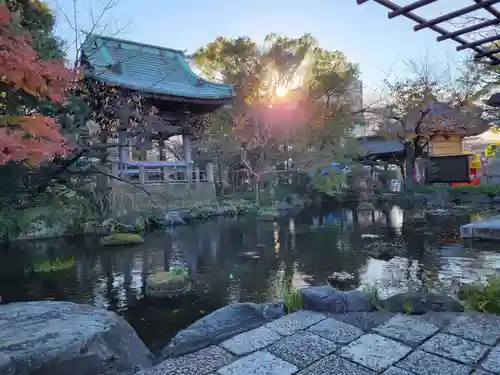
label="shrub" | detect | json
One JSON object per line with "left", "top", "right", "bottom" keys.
{"left": 100, "top": 233, "right": 144, "bottom": 247}
{"left": 450, "top": 185, "right": 500, "bottom": 197}
{"left": 457, "top": 276, "right": 500, "bottom": 314}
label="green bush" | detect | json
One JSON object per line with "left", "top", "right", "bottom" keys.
{"left": 450, "top": 185, "right": 500, "bottom": 197}
{"left": 457, "top": 276, "right": 500, "bottom": 314}
{"left": 407, "top": 184, "right": 437, "bottom": 194}
{"left": 100, "top": 233, "right": 144, "bottom": 247}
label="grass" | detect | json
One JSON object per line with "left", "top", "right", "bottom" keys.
{"left": 457, "top": 276, "right": 500, "bottom": 314}
{"left": 25, "top": 256, "right": 76, "bottom": 274}
{"left": 360, "top": 284, "right": 383, "bottom": 311}
{"left": 281, "top": 283, "right": 303, "bottom": 313}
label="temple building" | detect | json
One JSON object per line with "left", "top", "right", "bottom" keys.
{"left": 80, "top": 35, "right": 234, "bottom": 200}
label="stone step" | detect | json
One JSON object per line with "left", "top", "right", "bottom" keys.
{"left": 460, "top": 219, "right": 500, "bottom": 240}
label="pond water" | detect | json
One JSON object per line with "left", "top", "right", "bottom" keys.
{"left": 1, "top": 205, "right": 500, "bottom": 354}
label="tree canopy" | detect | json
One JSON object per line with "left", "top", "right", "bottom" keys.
{"left": 193, "top": 33, "right": 363, "bottom": 192}
{"left": 0, "top": 2, "right": 73, "bottom": 165}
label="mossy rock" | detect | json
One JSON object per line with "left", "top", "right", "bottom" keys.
{"left": 145, "top": 271, "right": 192, "bottom": 298}
{"left": 258, "top": 209, "right": 280, "bottom": 220}
{"left": 100, "top": 233, "right": 144, "bottom": 247}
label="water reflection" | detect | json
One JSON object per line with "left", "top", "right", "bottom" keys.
{"left": 1, "top": 205, "right": 499, "bottom": 352}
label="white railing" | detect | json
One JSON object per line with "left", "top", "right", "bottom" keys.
{"left": 110, "top": 160, "right": 212, "bottom": 185}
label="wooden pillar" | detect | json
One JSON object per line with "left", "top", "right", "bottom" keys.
{"left": 195, "top": 167, "right": 200, "bottom": 183}
{"left": 182, "top": 134, "right": 193, "bottom": 186}
{"left": 139, "top": 165, "right": 145, "bottom": 185}
{"left": 158, "top": 137, "right": 166, "bottom": 161}
{"left": 206, "top": 163, "right": 214, "bottom": 183}
{"left": 118, "top": 131, "right": 128, "bottom": 163}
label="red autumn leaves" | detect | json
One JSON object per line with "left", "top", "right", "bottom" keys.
{"left": 0, "top": 3, "right": 73, "bottom": 165}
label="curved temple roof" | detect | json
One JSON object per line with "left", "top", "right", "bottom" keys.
{"left": 81, "top": 35, "right": 235, "bottom": 103}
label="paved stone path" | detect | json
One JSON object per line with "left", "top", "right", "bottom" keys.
{"left": 140, "top": 310, "right": 500, "bottom": 375}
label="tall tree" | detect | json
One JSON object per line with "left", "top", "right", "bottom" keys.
{"left": 0, "top": 2, "right": 72, "bottom": 165}
{"left": 193, "top": 33, "right": 362, "bottom": 196}
{"left": 376, "top": 58, "right": 489, "bottom": 186}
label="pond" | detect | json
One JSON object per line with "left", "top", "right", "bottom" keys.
{"left": 1, "top": 205, "right": 500, "bottom": 354}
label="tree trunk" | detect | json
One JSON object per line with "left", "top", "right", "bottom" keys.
{"left": 404, "top": 141, "right": 416, "bottom": 189}
{"left": 96, "top": 133, "right": 111, "bottom": 214}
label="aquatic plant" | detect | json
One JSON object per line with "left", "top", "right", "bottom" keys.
{"left": 281, "top": 283, "right": 303, "bottom": 313}
{"left": 360, "top": 284, "right": 382, "bottom": 311}
{"left": 457, "top": 276, "right": 500, "bottom": 314}
{"left": 25, "top": 256, "right": 76, "bottom": 274}
{"left": 402, "top": 298, "right": 413, "bottom": 314}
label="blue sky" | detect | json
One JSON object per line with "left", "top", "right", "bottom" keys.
{"left": 48, "top": 0, "right": 483, "bottom": 102}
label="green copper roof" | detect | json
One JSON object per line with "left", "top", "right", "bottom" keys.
{"left": 81, "top": 35, "right": 234, "bottom": 101}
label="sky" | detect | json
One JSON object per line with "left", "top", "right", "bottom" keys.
{"left": 47, "top": 0, "right": 493, "bottom": 104}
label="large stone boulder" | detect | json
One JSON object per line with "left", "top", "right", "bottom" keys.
{"left": 381, "top": 292, "right": 464, "bottom": 314}
{"left": 300, "top": 286, "right": 374, "bottom": 313}
{"left": 0, "top": 301, "right": 154, "bottom": 375}
{"left": 161, "top": 301, "right": 284, "bottom": 359}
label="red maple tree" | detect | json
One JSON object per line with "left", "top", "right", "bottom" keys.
{"left": 0, "top": 3, "right": 73, "bottom": 165}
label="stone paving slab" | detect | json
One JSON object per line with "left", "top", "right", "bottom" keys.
{"left": 445, "top": 314, "right": 500, "bottom": 345}
{"left": 481, "top": 345, "right": 500, "bottom": 374}
{"left": 264, "top": 310, "right": 327, "bottom": 336}
{"left": 373, "top": 314, "right": 439, "bottom": 346}
{"left": 296, "top": 354, "right": 375, "bottom": 375}
{"left": 160, "top": 311, "right": 500, "bottom": 375}
{"left": 220, "top": 327, "right": 282, "bottom": 356}
{"left": 329, "top": 311, "right": 396, "bottom": 332}
{"left": 421, "top": 333, "right": 489, "bottom": 365}
{"left": 381, "top": 367, "right": 415, "bottom": 375}
{"left": 267, "top": 331, "right": 337, "bottom": 369}
{"left": 396, "top": 350, "right": 471, "bottom": 375}
{"left": 144, "top": 345, "right": 234, "bottom": 375}
{"left": 216, "top": 351, "right": 297, "bottom": 375}
{"left": 308, "top": 317, "right": 364, "bottom": 344}
{"left": 339, "top": 333, "right": 412, "bottom": 372}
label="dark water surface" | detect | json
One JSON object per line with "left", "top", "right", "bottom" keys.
{"left": 1, "top": 205, "right": 500, "bottom": 353}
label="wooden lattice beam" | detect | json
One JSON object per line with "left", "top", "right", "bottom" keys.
{"left": 356, "top": 0, "right": 500, "bottom": 65}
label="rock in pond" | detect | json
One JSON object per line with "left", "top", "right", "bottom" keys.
{"left": 0, "top": 301, "right": 154, "bottom": 375}
{"left": 145, "top": 271, "right": 192, "bottom": 298}
{"left": 257, "top": 208, "right": 280, "bottom": 221}
{"left": 100, "top": 233, "right": 144, "bottom": 247}
{"left": 164, "top": 211, "right": 186, "bottom": 226}
{"left": 161, "top": 301, "right": 284, "bottom": 359}
{"left": 300, "top": 286, "right": 374, "bottom": 313}
{"left": 328, "top": 271, "right": 356, "bottom": 290}
{"left": 364, "top": 241, "right": 403, "bottom": 260}
{"left": 381, "top": 292, "right": 463, "bottom": 314}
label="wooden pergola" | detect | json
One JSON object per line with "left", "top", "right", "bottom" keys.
{"left": 356, "top": 0, "right": 500, "bottom": 65}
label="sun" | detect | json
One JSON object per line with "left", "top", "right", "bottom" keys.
{"left": 275, "top": 86, "right": 288, "bottom": 97}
